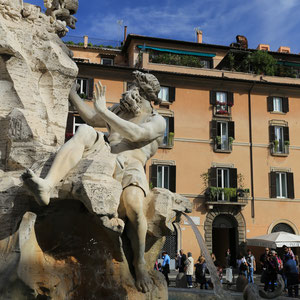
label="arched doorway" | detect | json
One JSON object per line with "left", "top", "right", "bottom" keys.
{"left": 271, "top": 223, "right": 295, "bottom": 234}
{"left": 212, "top": 214, "right": 238, "bottom": 267}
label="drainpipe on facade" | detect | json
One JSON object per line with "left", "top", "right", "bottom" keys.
{"left": 248, "top": 82, "right": 255, "bottom": 219}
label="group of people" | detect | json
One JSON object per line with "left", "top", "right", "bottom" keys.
{"left": 259, "top": 246, "right": 299, "bottom": 298}
{"left": 156, "top": 246, "right": 300, "bottom": 297}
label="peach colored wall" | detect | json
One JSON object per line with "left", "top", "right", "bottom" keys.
{"left": 73, "top": 43, "right": 300, "bottom": 263}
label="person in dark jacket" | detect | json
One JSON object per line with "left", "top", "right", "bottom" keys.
{"left": 264, "top": 250, "right": 279, "bottom": 292}
{"left": 195, "top": 256, "right": 208, "bottom": 289}
{"left": 179, "top": 249, "right": 187, "bottom": 273}
{"left": 283, "top": 255, "right": 299, "bottom": 298}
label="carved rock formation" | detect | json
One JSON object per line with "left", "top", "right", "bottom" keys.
{"left": 0, "top": 2, "right": 192, "bottom": 300}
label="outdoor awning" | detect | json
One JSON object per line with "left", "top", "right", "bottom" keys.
{"left": 247, "top": 231, "right": 300, "bottom": 248}
{"left": 137, "top": 45, "right": 216, "bottom": 58}
{"left": 277, "top": 61, "right": 300, "bottom": 68}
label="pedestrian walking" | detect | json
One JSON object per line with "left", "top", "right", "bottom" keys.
{"left": 283, "top": 254, "right": 299, "bottom": 297}
{"left": 195, "top": 256, "right": 208, "bottom": 289}
{"left": 162, "top": 251, "right": 170, "bottom": 286}
{"left": 185, "top": 252, "right": 194, "bottom": 288}
{"left": 246, "top": 249, "right": 256, "bottom": 283}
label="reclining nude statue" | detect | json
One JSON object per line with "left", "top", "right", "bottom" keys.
{"left": 22, "top": 70, "right": 166, "bottom": 293}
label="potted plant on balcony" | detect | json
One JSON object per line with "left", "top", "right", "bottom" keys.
{"left": 168, "top": 132, "right": 174, "bottom": 147}
{"left": 216, "top": 136, "right": 221, "bottom": 146}
{"left": 229, "top": 137, "right": 234, "bottom": 149}
{"left": 284, "top": 140, "right": 290, "bottom": 154}
{"left": 273, "top": 140, "right": 279, "bottom": 153}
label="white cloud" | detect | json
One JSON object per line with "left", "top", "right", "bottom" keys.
{"left": 78, "top": 0, "right": 300, "bottom": 53}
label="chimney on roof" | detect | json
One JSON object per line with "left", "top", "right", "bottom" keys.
{"left": 196, "top": 29, "right": 202, "bottom": 43}
{"left": 84, "top": 35, "right": 88, "bottom": 48}
{"left": 257, "top": 44, "right": 270, "bottom": 51}
{"left": 124, "top": 26, "right": 128, "bottom": 43}
{"left": 278, "top": 46, "right": 290, "bottom": 54}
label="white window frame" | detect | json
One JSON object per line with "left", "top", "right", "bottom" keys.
{"left": 101, "top": 58, "right": 114, "bottom": 66}
{"left": 76, "top": 78, "right": 88, "bottom": 96}
{"left": 157, "top": 165, "right": 170, "bottom": 189}
{"left": 274, "top": 126, "right": 284, "bottom": 153}
{"left": 273, "top": 97, "right": 283, "bottom": 112}
{"left": 217, "top": 121, "right": 229, "bottom": 150}
{"left": 158, "top": 86, "right": 170, "bottom": 102}
{"left": 276, "top": 172, "right": 287, "bottom": 198}
{"left": 73, "top": 115, "right": 85, "bottom": 134}
{"left": 162, "top": 116, "right": 170, "bottom": 146}
{"left": 217, "top": 168, "right": 229, "bottom": 200}
{"left": 216, "top": 92, "right": 228, "bottom": 113}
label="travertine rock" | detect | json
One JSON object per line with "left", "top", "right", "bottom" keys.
{"left": 0, "top": 0, "right": 77, "bottom": 170}
{"left": 0, "top": 2, "right": 193, "bottom": 300}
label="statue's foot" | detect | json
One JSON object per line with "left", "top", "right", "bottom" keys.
{"left": 22, "top": 169, "right": 51, "bottom": 206}
{"left": 135, "top": 263, "right": 153, "bottom": 293}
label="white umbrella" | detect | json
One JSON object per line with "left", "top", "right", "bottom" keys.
{"left": 247, "top": 231, "right": 300, "bottom": 248}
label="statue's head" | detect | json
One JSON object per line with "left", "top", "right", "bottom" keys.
{"left": 120, "top": 71, "right": 161, "bottom": 115}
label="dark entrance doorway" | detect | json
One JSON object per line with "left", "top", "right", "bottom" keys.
{"left": 212, "top": 214, "right": 238, "bottom": 267}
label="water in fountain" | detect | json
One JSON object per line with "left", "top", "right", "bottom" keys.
{"left": 182, "top": 213, "right": 234, "bottom": 299}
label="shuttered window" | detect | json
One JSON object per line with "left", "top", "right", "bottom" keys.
{"left": 267, "top": 96, "right": 289, "bottom": 113}
{"left": 158, "top": 86, "right": 176, "bottom": 103}
{"left": 150, "top": 164, "right": 176, "bottom": 192}
{"left": 270, "top": 171, "right": 294, "bottom": 199}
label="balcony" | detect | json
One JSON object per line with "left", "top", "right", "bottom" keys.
{"left": 214, "top": 136, "right": 233, "bottom": 153}
{"left": 205, "top": 187, "right": 249, "bottom": 209}
{"left": 270, "top": 142, "right": 289, "bottom": 156}
{"left": 213, "top": 104, "right": 232, "bottom": 117}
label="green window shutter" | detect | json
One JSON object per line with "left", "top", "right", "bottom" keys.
{"left": 228, "top": 121, "right": 235, "bottom": 139}
{"left": 229, "top": 168, "right": 237, "bottom": 188}
{"left": 210, "top": 91, "right": 217, "bottom": 105}
{"left": 150, "top": 165, "right": 158, "bottom": 188}
{"left": 211, "top": 120, "right": 217, "bottom": 139}
{"left": 269, "top": 126, "right": 275, "bottom": 143}
{"left": 88, "top": 78, "right": 94, "bottom": 99}
{"left": 282, "top": 97, "right": 289, "bottom": 113}
{"left": 287, "top": 172, "right": 294, "bottom": 199}
{"left": 270, "top": 172, "right": 277, "bottom": 198}
{"left": 169, "top": 165, "right": 176, "bottom": 192}
{"left": 267, "top": 96, "right": 274, "bottom": 112}
{"left": 227, "top": 92, "right": 234, "bottom": 106}
{"left": 169, "top": 87, "right": 176, "bottom": 102}
{"left": 283, "top": 126, "right": 289, "bottom": 143}
{"left": 209, "top": 168, "right": 217, "bottom": 187}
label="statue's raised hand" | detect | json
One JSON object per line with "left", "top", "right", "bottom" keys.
{"left": 94, "top": 81, "right": 107, "bottom": 114}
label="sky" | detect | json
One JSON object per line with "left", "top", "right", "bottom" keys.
{"left": 28, "top": 0, "right": 300, "bottom": 53}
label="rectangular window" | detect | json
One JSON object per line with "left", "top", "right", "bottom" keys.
{"left": 150, "top": 164, "right": 176, "bottom": 192}
{"left": 160, "top": 116, "right": 174, "bottom": 148}
{"left": 276, "top": 172, "right": 287, "bottom": 198}
{"left": 274, "top": 126, "right": 284, "bottom": 153}
{"left": 210, "top": 91, "right": 234, "bottom": 116}
{"left": 216, "top": 92, "right": 228, "bottom": 114}
{"left": 76, "top": 77, "right": 94, "bottom": 99}
{"left": 273, "top": 97, "right": 283, "bottom": 112}
{"left": 267, "top": 96, "right": 289, "bottom": 113}
{"left": 217, "top": 168, "right": 229, "bottom": 200}
{"left": 158, "top": 86, "right": 169, "bottom": 102}
{"left": 270, "top": 171, "right": 294, "bottom": 199}
{"left": 76, "top": 78, "right": 88, "bottom": 98}
{"left": 101, "top": 58, "right": 114, "bottom": 66}
{"left": 157, "top": 165, "right": 170, "bottom": 189}
{"left": 212, "top": 120, "right": 234, "bottom": 152}
{"left": 270, "top": 125, "right": 289, "bottom": 155}
{"left": 73, "top": 115, "right": 85, "bottom": 134}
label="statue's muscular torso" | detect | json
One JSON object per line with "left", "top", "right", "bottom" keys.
{"left": 107, "top": 106, "right": 165, "bottom": 167}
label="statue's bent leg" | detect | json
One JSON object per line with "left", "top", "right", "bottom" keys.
{"left": 122, "top": 186, "right": 152, "bottom": 293}
{"left": 22, "top": 124, "right": 97, "bottom": 205}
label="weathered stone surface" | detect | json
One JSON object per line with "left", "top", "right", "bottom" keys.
{"left": 0, "top": 0, "right": 77, "bottom": 170}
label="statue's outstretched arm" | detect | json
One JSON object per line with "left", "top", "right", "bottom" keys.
{"left": 94, "top": 82, "right": 166, "bottom": 142}
{"left": 69, "top": 83, "right": 107, "bottom": 127}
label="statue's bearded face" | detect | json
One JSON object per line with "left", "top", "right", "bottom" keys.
{"left": 120, "top": 87, "right": 143, "bottom": 114}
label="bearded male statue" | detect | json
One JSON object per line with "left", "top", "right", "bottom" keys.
{"left": 22, "top": 70, "right": 166, "bottom": 293}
